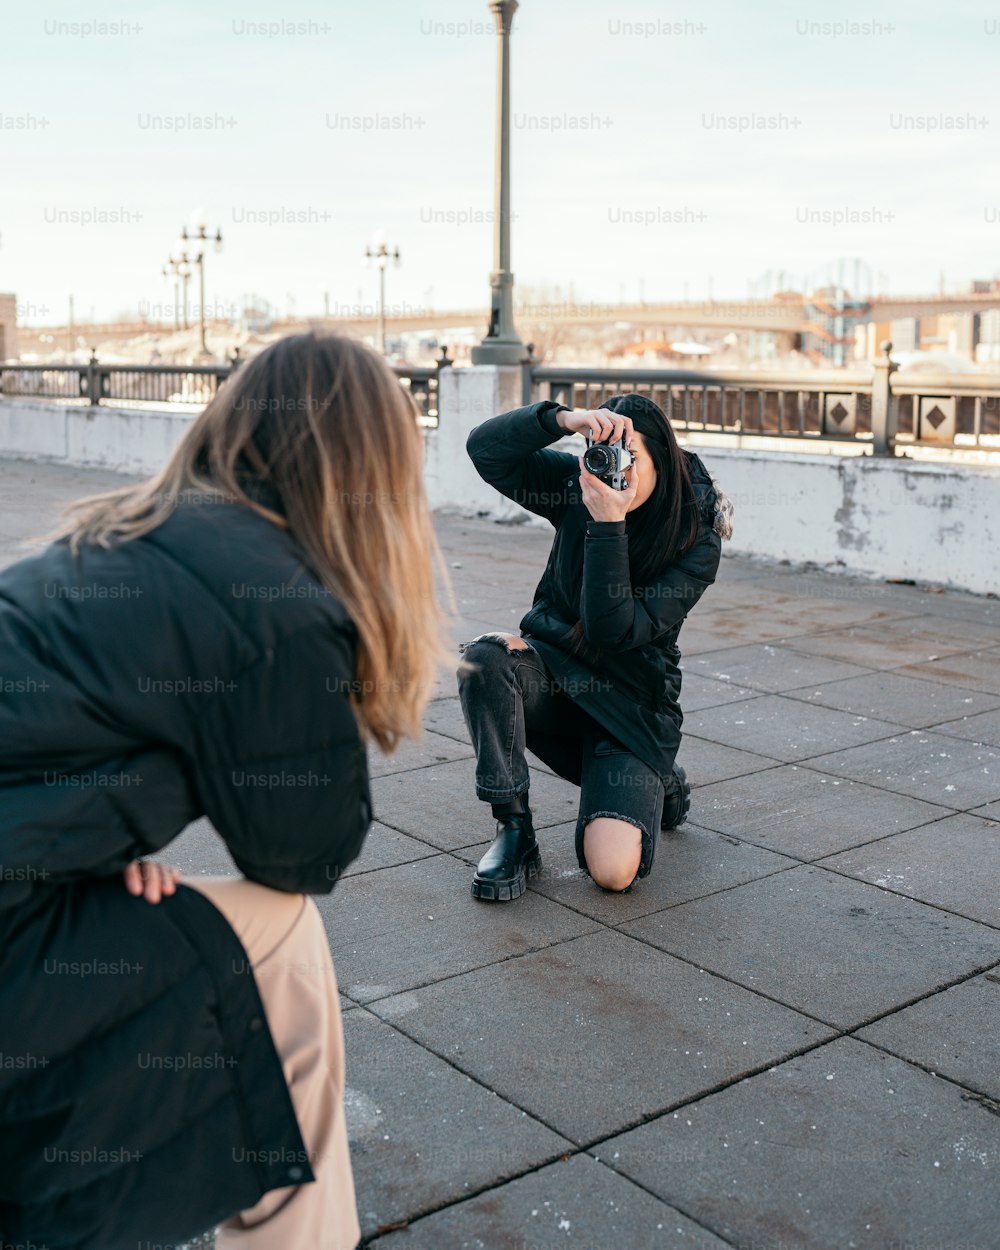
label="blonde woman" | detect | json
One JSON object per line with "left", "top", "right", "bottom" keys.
{"left": 0, "top": 333, "right": 451, "bottom": 1250}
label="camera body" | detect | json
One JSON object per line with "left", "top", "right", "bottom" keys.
{"left": 583, "top": 434, "right": 634, "bottom": 491}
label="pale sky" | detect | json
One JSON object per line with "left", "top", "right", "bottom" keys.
{"left": 2, "top": 0, "right": 998, "bottom": 325}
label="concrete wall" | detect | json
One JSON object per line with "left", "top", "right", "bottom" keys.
{"left": 685, "top": 444, "right": 1000, "bottom": 596}
{"left": 0, "top": 399, "right": 195, "bottom": 475}
{"left": 1, "top": 385, "right": 997, "bottom": 595}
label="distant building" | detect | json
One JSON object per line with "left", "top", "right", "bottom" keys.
{"left": 888, "top": 318, "right": 919, "bottom": 353}
{"left": 977, "top": 309, "right": 1000, "bottom": 364}
{"left": 0, "top": 294, "right": 18, "bottom": 361}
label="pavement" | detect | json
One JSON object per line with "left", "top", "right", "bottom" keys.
{"left": 3, "top": 457, "right": 1000, "bottom": 1250}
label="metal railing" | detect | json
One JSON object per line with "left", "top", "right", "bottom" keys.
{"left": 5, "top": 343, "right": 999, "bottom": 454}
{"left": 533, "top": 365, "right": 877, "bottom": 438}
{"left": 393, "top": 359, "right": 446, "bottom": 427}
{"left": 0, "top": 348, "right": 452, "bottom": 426}
{"left": 531, "top": 344, "right": 1000, "bottom": 456}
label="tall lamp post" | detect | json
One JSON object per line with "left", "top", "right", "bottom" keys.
{"left": 364, "top": 236, "right": 400, "bottom": 355}
{"left": 470, "top": 0, "right": 526, "bottom": 364}
{"left": 161, "top": 255, "right": 191, "bottom": 331}
{"left": 179, "top": 211, "right": 223, "bottom": 356}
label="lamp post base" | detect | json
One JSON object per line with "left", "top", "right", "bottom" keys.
{"left": 470, "top": 339, "right": 529, "bottom": 365}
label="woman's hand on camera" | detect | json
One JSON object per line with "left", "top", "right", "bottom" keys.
{"left": 123, "top": 859, "right": 181, "bottom": 904}
{"left": 557, "top": 407, "right": 634, "bottom": 445}
{"left": 578, "top": 453, "right": 638, "bottom": 523}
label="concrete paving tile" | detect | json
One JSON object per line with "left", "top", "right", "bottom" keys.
{"left": 809, "top": 728, "right": 1000, "bottom": 810}
{"left": 442, "top": 610, "right": 494, "bottom": 638}
{"left": 621, "top": 864, "right": 1000, "bottom": 1029}
{"left": 896, "top": 611, "right": 1000, "bottom": 647}
{"left": 369, "top": 929, "right": 833, "bottom": 1145}
{"left": 370, "top": 1154, "right": 734, "bottom": 1250}
{"left": 868, "top": 612, "right": 997, "bottom": 647}
{"left": 910, "top": 587, "right": 1000, "bottom": 622}
{"left": 319, "top": 855, "right": 596, "bottom": 1004}
{"left": 678, "top": 611, "right": 817, "bottom": 649}
{"left": 0, "top": 460, "right": 139, "bottom": 566}
{"left": 684, "top": 695, "right": 903, "bottom": 764}
{"left": 453, "top": 821, "right": 798, "bottom": 925}
{"left": 818, "top": 812, "right": 1000, "bottom": 927}
{"left": 783, "top": 669, "right": 1000, "bottom": 730}
{"left": 342, "top": 822, "right": 440, "bottom": 878}
{"left": 421, "top": 697, "right": 471, "bottom": 744}
{"left": 935, "top": 704, "right": 1000, "bottom": 748}
{"left": 169, "top": 816, "right": 239, "bottom": 876}
{"left": 457, "top": 610, "right": 531, "bottom": 636}
{"left": 713, "top": 589, "right": 913, "bottom": 632}
{"left": 908, "top": 592, "right": 1000, "bottom": 630}
{"left": 428, "top": 670, "right": 456, "bottom": 702}
{"left": 691, "top": 764, "right": 953, "bottom": 860}
{"left": 683, "top": 644, "right": 872, "bottom": 695}
{"left": 759, "top": 603, "right": 919, "bottom": 640}
{"left": 784, "top": 624, "right": 978, "bottom": 670}
{"left": 459, "top": 605, "right": 537, "bottom": 631}
{"left": 971, "top": 799, "right": 1000, "bottom": 821}
{"left": 368, "top": 729, "right": 473, "bottom": 779}
{"left": 603, "top": 1036, "right": 1000, "bottom": 1250}
{"left": 344, "top": 1010, "right": 570, "bottom": 1240}
{"left": 707, "top": 554, "right": 766, "bottom": 581}
{"left": 728, "top": 580, "right": 916, "bottom": 620}
{"left": 371, "top": 758, "right": 581, "bottom": 850}
{"left": 675, "top": 671, "right": 759, "bottom": 712}
{"left": 674, "top": 627, "right": 745, "bottom": 656}
{"left": 855, "top": 970, "right": 1000, "bottom": 1100}
{"left": 675, "top": 736, "right": 783, "bottom": 786}
{"left": 894, "top": 647, "right": 1000, "bottom": 695}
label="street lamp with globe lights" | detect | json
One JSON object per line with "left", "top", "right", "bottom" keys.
{"left": 470, "top": 0, "right": 526, "bottom": 365}
{"left": 364, "top": 234, "right": 400, "bottom": 355}
{"left": 179, "top": 210, "right": 223, "bottom": 357}
{"left": 161, "top": 254, "right": 191, "bottom": 331}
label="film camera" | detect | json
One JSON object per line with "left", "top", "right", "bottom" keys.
{"left": 582, "top": 432, "right": 635, "bottom": 491}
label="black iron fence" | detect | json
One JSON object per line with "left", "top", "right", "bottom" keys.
{"left": 530, "top": 345, "right": 1000, "bottom": 455}
{"left": 0, "top": 349, "right": 451, "bottom": 426}
{"left": 4, "top": 345, "right": 999, "bottom": 454}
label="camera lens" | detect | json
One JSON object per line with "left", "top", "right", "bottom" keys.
{"left": 583, "top": 444, "right": 613, "bottom": 474}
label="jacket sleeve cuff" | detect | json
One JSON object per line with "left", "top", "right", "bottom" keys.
{"left": 535, "top": 400, "right": 569, "bottom": 439}
{"left": 585, "top": 519, "right": 627, "bottom": 537}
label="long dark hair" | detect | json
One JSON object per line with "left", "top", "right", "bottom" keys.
{"left": 565, "top": 392, "right": 700, "bottom": 660}
{"left": 609, "top": 394, "right": 700, "bottom": 585}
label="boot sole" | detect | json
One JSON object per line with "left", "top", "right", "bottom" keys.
{"left": 471, "top": 846, "right": 542, "bottom": 902}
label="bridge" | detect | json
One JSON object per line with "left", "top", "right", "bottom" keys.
{"left": 11, "top": 288, "right": 1000, "bottom": 359}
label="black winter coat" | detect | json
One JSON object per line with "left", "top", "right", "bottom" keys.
{"left": 467, "top": 401, "right": 726, "bottom": 783}
{"left": 0, "top": 492, "right": 372, "bottom": 1249}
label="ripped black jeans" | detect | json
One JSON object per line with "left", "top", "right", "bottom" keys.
{"left": 457, "top": 632, "right": 665, "bottom": 881}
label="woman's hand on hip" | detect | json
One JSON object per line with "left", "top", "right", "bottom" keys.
{"left": 124, "top": 860, "right": 181, "bottom": 904}
{"left": 578, "top": 453, "right": 638, "bottom": 522}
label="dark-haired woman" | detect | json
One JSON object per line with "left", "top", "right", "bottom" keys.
{"left": 458, "top": 393, "right": 733, "bottom": 899}
{"left": 0, "top": 332, "right": 452, "bottom": 1249}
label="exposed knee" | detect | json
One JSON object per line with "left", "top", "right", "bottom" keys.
{"left": 459, "top": 632, "right": 531, "bottom": 675}
{"left": 582, "top": 817, "right": 643, "bottom": 892}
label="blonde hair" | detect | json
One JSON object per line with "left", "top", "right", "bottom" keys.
{"left": 59, "top": 331, "right": 456, "bottom": 754}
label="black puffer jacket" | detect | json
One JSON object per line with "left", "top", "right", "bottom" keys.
{"left": 467, "top": 400, "right": 728, "bottom": 783}
{"left": 0, "top": 492, "right": 372, "bottom": 1249}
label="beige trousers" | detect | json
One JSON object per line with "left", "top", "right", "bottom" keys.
{"left": 184, "top": 875, "right": 361, "bottom": 1250}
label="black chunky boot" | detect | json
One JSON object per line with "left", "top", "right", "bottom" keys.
{"left": 661, "top": 763, "right": 692, "bottom": 831}
{"left": 472, "top": 795, "right": 541, "bottom": 902}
